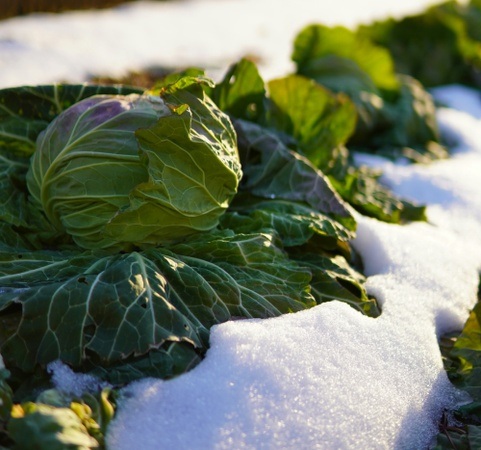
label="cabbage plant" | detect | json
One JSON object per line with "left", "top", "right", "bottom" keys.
{"left": 27, "top": 80, "right": 241, "bottom": 250}
{"left": 0, "top": 78, "right": 379, "bottom": 386}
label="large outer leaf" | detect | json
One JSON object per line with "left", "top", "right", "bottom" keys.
{"left": 0, "top": 230, "right": 314, "bottom": 374}
{"left": 169, "top": 230, "right": 315, "bottom": 317}
{"left": 234, "top": 119, "right": 355, "bottom": 229}
{"left": 221, "top": 199, "right": 353, "bottom": 257}
{"left": 292, "top": 24, "right": 399, "bottom": 93}
{"left": 90, "top": 343, "right": 202, "bottom": 384}
{"left": 0, "top": 153, "right": 30, "bottom": 227}
{"left": 0, "top": 250, "right": 204, "bottom": 371}
{"left": 265, "top": 75, "right": 357, "bottom": 169}
{"left": 290, "top": 252, "right": 380, "bottom": 317}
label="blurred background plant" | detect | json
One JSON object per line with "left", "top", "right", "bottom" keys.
{"left": 0, "top": 0, "right": 171, "bottom": 20}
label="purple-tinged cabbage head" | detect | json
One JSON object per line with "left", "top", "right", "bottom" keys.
{"left": 26, "top": 85, "right": 241, "bottom": 250}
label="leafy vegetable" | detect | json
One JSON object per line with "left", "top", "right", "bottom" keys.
{"left": 0, "top": 73, "right": 381, "bottom": 399}
{"left": 3, "top": 387, "right": 116, "bottom": 450}
{"left": 436, "top": 279, "right": 481, "bottom": 449}
{"left": 292, "top": 24, "right": 446, "bottom": 163}
{"left": 27, "top": 78, "right": 241, "bottom": 250}
{"left": 210, "top": 58, "right": 426, "bottom": 224}
{"left": 358, "top": 1, "right": 481, "bottom": 88}
{"left": 292, "top": 24, "right": 399, "bottom": 94}
{"left": 4, "top": 5, "right": 466, "bottom": 443}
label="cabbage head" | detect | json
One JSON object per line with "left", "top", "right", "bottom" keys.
{"left": 27, "top": 80, "right": 242, "bottom": 250}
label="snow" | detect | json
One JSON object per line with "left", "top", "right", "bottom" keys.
{"left": 0, "top": 0, "right": 445, "bottom": 86}
{"left": 47, "top": 360, "right": 109, "bottom": 398}
{"left": 1, "top": 0, "right": 481, "bottom": 449}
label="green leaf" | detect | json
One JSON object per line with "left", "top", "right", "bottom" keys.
{"left": 290, "top": 252, "right": 380, "bottom": 317}
{"left": 234, "top": 119, "right": 355, "bottom": 229}
{"left": 0, "top": 250, "right": 204, "bottom": 371}
{"left": 352, "top": 75, "right": 447, "bottom": 162}
{"left": 147, "top": 67, "right": 207, "bottom": 94}
{"left": 210, "top": 58, "right": 266, "bottom": 122}
{"left": 448, "top": 302, "right": 481, "bottom": 398}
{"left": 221, "top": 199, "right": 353, "bottom": 257}
{"left": 8, "top": 402, "right": 99, "bottom": 450}
{"left": 0, "top": 153, "right": 30, "bottom": 228}
{"left": 329, "top": 165, "right": 427, "bottom": 223}
{"left": 89, "top": 342, "right": 202, "bottom": 385}
{"left": 435, "top": 280, "right": 481, "bottom": 448}
{"left": 293, "top": 24, "right": 399, "bottom": 93}
{"left": 0, "top": 367, "right": 13, "bottom": 422}
{"left": 108, "top": 103, "right": 240, "bottom": 245}
{"left": 265, "top": 74, "right": 357, "bottom": 169}
{"left": 168, "top": 230, "right": 316, "bottom": 318}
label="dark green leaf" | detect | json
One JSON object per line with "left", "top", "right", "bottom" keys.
{"left": 168, "top": 230, "right": 316, "bottom": 318}
{"left": 290, "top": 252, "right": 380, "bottom": 317}
{"left": 0, "top": 250, "right": 204, "bottom": 371}
{"left": 221, "top": 199, "right": 353, "bottom": 257}
{"left": 329, "top": 165, "right": 427, "bottom": 223}
{"left": 234, "top": 119, "right": 355, "bottom": 229}
{"left": 89, "top": 342, "right": 202, "bottom": 385}
{"left": 0, "top": 368, "right": 13, "bottom": 422}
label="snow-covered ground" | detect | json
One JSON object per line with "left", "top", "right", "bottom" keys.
{"left": 0, "top": 0, "right": 445, "bottom": 86}
{"left": 2, "top": 1, "right": 481, "bottom": 449}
